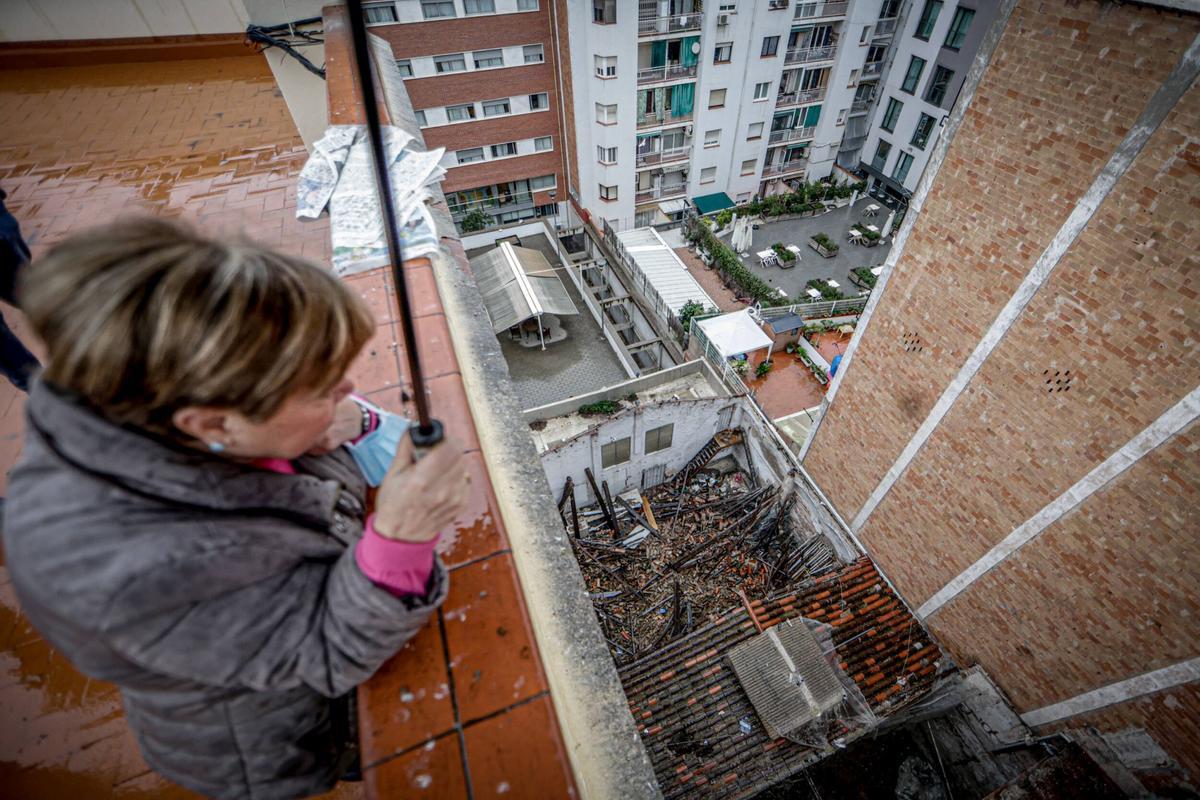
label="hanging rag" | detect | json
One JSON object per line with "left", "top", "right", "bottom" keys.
{"left": 296, "top": 125, "right": 446, "bottom": 276}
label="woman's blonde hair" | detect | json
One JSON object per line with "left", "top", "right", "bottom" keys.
{"left": 22, "top": 217, "right": 374, "bottom": 436}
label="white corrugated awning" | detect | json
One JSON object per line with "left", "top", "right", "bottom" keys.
{"left": 658, "top": 198, "right": 690, "bottom": 214}
{"left": 615, "top": 227, "right": 717, "bottom": 317}
{"left": 469, "top": 242, "right": 579, "bottom": 333}
{"left": 696, "top": 310, "right": 773, "bottom": 359}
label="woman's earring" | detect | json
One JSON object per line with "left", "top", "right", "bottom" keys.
{"left": 208, "top": 441, "right": 226, "bottom": 453}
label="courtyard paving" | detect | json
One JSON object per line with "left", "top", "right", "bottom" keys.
{"left": 721, "top": 198, "right": 894, "bottom": 301}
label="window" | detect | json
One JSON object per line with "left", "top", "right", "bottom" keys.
{"left": 464, "top": 0, "right": 495, "bottom": 12}
{"left": 481, "top": 99, "right": 510, "bottom": 117}
{"left": 914, "top": 0, "right": 942, "bottom": 40}
{"left": 594, "top": 55, "right": 617, "bottom": 78}
{"left": 714, "top": 42, "right": 733, "bottom": 63}
{"left": 518, "top": 0, "right": 539, "bottom": 8}
{"left": 847, "top": 68, "right": 859, "bottom": 87}
{"left": 704, "top": 128, "right": 721, "bottom": 146}
{"left": 474, "top": 49, "right": 503, "bottom": 69}
{"left": 596, "top": 103, "right": 617, "bottom": 124}
{"left": 708, "top": 88, "right": 726, "bottom": 108}
{"left": 599, "top": 184, "right": 618, "bottom": 202}
{"left": 446, "top": 104, "right": 476, "bottom": 122}
{"left": 740, "top": 158, "right": 756, "bottom": 175}
{"left": 860, "top": 25, "right": 870, "bottom": 43}
{"left": 881, "top": 97, "right": 902, "bottom": 132}
{"left": 719, "top": 2, "right": 737, "bottom": 9}
{"left": 753, "top": 82, "right": 770, "bottom": 101}
{"left": 645, "top": 424, "right": 674, "bottom": 454}
{"left": 535, "top": 136, "right": 553, "bottom": 152}
{"left": 911, "top": 113, "right": 935, "bottom": 149}
{"left": 836, "top": 108, "right": 847, "bottom": 125}
{"left": 900, "top": 55, "right": 926, "bottom": 94}
{"left": 396, "top": 59, "right": 413, "bottom": 77}
{"left": 421, "top": 0, "right": 455, "bottom": 19}
{"left": 924, "top": 65, "right": 954, "bottom": 106}
{"left": 601, "top": 437, "right": 630, "bottom": 467}
{"left": 943, "top": 7, "right": 975, "bottom": 50}
{"left": 529, "top": 93, "right": 549, "bottom": 111}
{"left": 363, "top": 2, "right": 397, "bottom": 24}
{"left": 414, "top": 110, "right": 427, "bottom": 126}
{"left": 879, "top": 0, "right": 901, "bottom": 18}
{"left": 491, "top": 142, "right": 518, "bottom": 157}
{"left": 892, "top": 152, "right": 914, "bottom": 183}
{"left": 700, "top": 166, "right": 716, "bottom": 183}
{"left": 523, "top": 44, "right": 545, "bottom": 64}
{"left": 747, "top": 121, "right": 764, "bottom": 139}
{"left": 457, "top": 147, "right": 485, "bottom": 164}
{"left": 866, "top": 44, "right": 886, "bottom": 65}
{"left": 871, "top": 139, "right": 891, "bottom": 171}
{"left": 761, "top": 36, "right": 780, "bottom": 57}
{"left": 592, "top": 0, "right": 615, "bottom": 24}
{"left": 435, "top": 54, "right": 467, "bottom": 73}
{"left": 597, "top": 145, "right": 617, "bottom": 164}
{"left": 531, "top": 174, "right": 556, "bottom": 190}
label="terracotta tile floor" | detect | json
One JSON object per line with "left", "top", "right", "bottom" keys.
{"left": 674, "top": 247, "right": 745, "bottom": 313}
{"left": 0, "top": 53, "right": 358, "bottom": 799}
{"left": 745, "top": 331, "right": 850, "bottom": 420}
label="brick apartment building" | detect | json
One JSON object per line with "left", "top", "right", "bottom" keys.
{"left": 363, "top": 0, "right": 570, "bottom": 230}
{"left": 801, "top": 0, "right": 1200, "bottom": 791}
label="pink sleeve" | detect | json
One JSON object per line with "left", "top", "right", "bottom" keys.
{"left": 355, "top": 514, "right": 439, "bottom": 597}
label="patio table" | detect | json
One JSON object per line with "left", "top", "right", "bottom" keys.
{"left": 865, "top": 224, "right": 880, "bottom": 233}
{"left": 806, "top": 288, "right": 822, "bottom": 299}
{"left": 785, "top": 244, "right": 802, "bottom": 257}
{"left": 864, "top": 204, "right": 881, "bottom": 217}
{"left": 871, "top": 266, "right": 883, "bottom": 276}
{"left": 826, "top": 279, "right": 840, "bottom": 288}
{"left": 757, "top": 249, "right": 777, "bottom": 266}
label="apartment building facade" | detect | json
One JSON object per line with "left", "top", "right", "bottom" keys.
{"left": 364, "top": 0, "right": 569, "bottom": 230}
{"left": 849, "top": 0, "right": 995, "bottom": 201}
{"left": 802, "top": 0, "right": 1200, "bottom": 790}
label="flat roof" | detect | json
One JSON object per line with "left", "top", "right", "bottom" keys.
{"left": 615, "top": 227, "right": 718, "bottom": 317}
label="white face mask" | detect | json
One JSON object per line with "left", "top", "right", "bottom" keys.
{"left": 346, "top": 409, "right": 410, "bottom": 487}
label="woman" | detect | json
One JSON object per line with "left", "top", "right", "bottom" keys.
{"left": 2, "top": 218, "right": 469, "bottom": 798}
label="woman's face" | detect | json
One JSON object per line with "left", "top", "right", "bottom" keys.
{"left": 229, "top": 376, "right": 355, "bottom": 460}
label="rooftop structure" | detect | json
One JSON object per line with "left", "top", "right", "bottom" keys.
{"left": 614, "top": 227, "right": 718, "bottom": 317}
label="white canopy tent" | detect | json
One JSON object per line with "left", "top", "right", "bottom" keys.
{"left": 469, "top": 242, "right": 579, "bottom": 349}
{"left": 696, "top": 309, "right": 774, "bottom": 360}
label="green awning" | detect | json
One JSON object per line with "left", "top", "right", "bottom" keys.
{"left": 693, "top": 192, "right": 734, "bottom": 215}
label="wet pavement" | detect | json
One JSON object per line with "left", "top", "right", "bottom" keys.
{"left": 745, "top": 331, "right": 850, "bottom": 420}
{"left": 0, "top": 54, "right": 354, "bottom": 799}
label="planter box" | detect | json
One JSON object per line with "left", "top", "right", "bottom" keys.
{"left": 809, "top": 239, "right": 838, "bottom": 258}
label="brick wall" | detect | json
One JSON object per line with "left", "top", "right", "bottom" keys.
{"left": 371, "top": 9, "right": 568, "bottom": 200}
{"left": 801, "top": 0, "right": 1200, "bottom": 786}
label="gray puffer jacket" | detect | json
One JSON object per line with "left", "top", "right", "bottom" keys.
{"left": 2, "top": 382, "right": 448, "bottom": 799}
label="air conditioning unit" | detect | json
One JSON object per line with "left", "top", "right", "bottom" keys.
{"left": 717, "top": 13, "right": 732, "bottom": 27}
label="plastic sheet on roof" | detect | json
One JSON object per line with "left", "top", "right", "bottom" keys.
{"left": 469, "top": 243, "right": 579, "bottom": 333}
{"left": 696, "top": 309, "right": 772, "bottom": 359}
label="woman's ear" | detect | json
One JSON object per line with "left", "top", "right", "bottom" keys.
{"left": 171, "top": 406, "right": 231, "bottom": 444}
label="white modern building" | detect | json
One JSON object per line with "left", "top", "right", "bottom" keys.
{"left": 849, "top": 0, "right": 995, "bottom": 200}
{"left": 566, "top": 0, "right": 935, "bottom": 231}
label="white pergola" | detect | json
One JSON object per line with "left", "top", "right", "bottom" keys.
{"left": 469, "top": 242, "right": 579, "bottom": 350}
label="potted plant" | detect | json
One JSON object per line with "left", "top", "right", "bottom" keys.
{"left": 459, "top": 208, "right": 491, "bottom": 233}
{"left": 851, "top": 267, "right": 878, "bottom": 289}
{"left": 731, "top": 358, "right": 749, "bottom": 376}
{"left": 809, "top": 232, "right": 839, "bottom": 258}
{"left": 771, "top": 243, "right": 797, "bottom": 264}
{"left": 755, "top": 360, "right": 774, "bottom": 378}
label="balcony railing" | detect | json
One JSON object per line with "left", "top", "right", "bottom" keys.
{"left": 775, "top": 87, "right": 825, "bottom": 108}
{"left": 785, "top": 44, "right": 837, "bottom": 65}
{"left": 637, "top": 63, "right": 698, "bottom": 85}
{"left": 638, "top": 12, "right": 702, "bottom": 36}
{"left": 794, "top": 0, "right": 848, "bottom": 19}
{"left": 635, "top": 144, "right": 692, "bottom": 168}
{"left": 635, "top": 182, "right": 688, "bottom": 204}
{"left": 839, "top": 133, "right": 868, "bottom": 151}
{"left": 862, "top": 60, "right": 884, "bottom": 77}
{"left": 768, "top": 125, "right": 817, "bottom": 144}
{"left": 762, "top": 159, "right": 809, "bottom": 178}
{"left": 637, "top": 108, "right": 694, "bottom": 129}
{"left": 850, "top": 96, "right": 873, "bottom": 114}
{"left": 873, "top": 17, "right": 898, "bottom": 37}
{"left": 447, "top": 190, "right": 536, "bottom": 219}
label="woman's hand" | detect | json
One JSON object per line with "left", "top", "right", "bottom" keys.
{"left": 308, "top": 398, "right": 366, "bottom": 455}
{"left": 373, "top": 434, "right": 469, "bottom": 543}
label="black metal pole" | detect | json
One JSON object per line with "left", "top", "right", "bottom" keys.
{"left": 344, "top": 0, "right": 442, "bottom": 447}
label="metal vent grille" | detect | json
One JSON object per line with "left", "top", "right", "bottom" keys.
{"left": 727, "top": 619, "right": 844, "bottom": 739}
{"left": 1043, "top": 369, "right": 1073, "bottom": 393}
{"left": 902, "top": 331, "right": 924, "bottom": 352}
